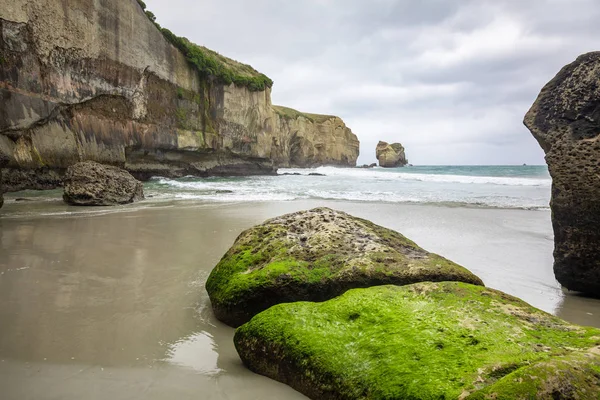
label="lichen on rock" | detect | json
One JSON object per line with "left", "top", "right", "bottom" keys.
{"left": 63, "top": 161, "right": 144, "bottom": 206}
{"left": 235, "top": 282, "right": 600, "bottom": 400}
{"left": 205, "top": 207, "right": 483, "bottom": 327}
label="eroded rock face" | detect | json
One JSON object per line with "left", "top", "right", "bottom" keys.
{"left": 376, "top": 141, "right": 407, "bottom": 167}
{"left": 235, "top": 282, "right": 600, "bottom": 400}
{"left": 0, "top": 0, "right": 359, "bottom": 191}
{"left": 271, "top": 107, "right": 360, "bottom": 167}
{"left": 205, "top": 207, "right": 483, "bottom": 327}
{"left": 524, "top": 52, "right": 600, "bottom": 295}
{"left": 63, "top": 161, "right": 144, "bottom": 206}
{"left": 0, "top": 153, "right": 8, "bottom": 208}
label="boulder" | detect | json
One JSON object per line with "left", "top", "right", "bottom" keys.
{"left": 376, "top": 141, "right": 407, "bottom": 167}
{"left": 63, "top": 161, "right": 144, "bottom": 206}
{"left": 524, "top": 52, "right": 600, "bottom": 295}
{"left": 0, "top": 153, "right": 7, "bottom": 209}
{"left": 206, "top": 207, "right": 483, "bottom": 327}
{"left": 235, "top": 282, "right": 600, "bottom": 400}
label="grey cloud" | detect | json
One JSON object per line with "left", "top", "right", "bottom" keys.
{"left": 145, "top": 0, "right": 600, "bottom": 165}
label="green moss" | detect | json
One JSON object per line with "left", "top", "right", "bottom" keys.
{"left": 235, "top": 282, "right": 600, "bottom": 400}
{"left": 205, "top": 208, "right": 483, "bottom": 327}
{"left": 273, "top": 105, "right": 336, "bottom": 123}
{"left": 175, "top": 107, "right": 188, "bottom": 129}
{"left": 138, "top": 4, "right": 272, "bottom": 92}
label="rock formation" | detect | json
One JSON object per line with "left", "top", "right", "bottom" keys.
{"left": 206, "top": 207, "right": 483, "bottom": 327}
{"left": 63, "top": 161, "right": 144, "bottom": 206}
{"left": 235, "top": 282, "right": 600, "bottom": 400}
{"left": 0, "top": 0, "right": 359, "bottom": 192}
{"left": 271, "top": 106, "right": 360, "bottom": 167}
{"left": 376, "top": 141, "right": 407, "bottom": 167}
{"left": 0, "top": 152, "right": 7, "bottom": 208}
{"left": 524, "top": 52, "right": 600, "bottom": 295}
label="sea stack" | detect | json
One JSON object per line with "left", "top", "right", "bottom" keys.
{"left": 524, "top": 51, "right": 600, "bottom": 295}
{"left": 376, "top": 141, "right": 407, "bottom": 167}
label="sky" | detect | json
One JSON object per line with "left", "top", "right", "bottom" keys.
{"left": 145, "top": 0, "right": 600, "bottom": 165}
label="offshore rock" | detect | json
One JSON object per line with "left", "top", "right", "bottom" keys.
{"left": 205, "top": 207, "right": 483, "bottom": 327}
{"left": 0, "top": 0, "right": 359, "bottom": 191}
{"left": 235, "top": 282, "right": 600, "bottom": 400}
{"left": 376, "top": 141, "right": 407, "bottom": 167}
{"left": 524, "top": 52, "right": 600, "bottom": 295}
{"left": 63, "top": 161, "right": 144, "bottom": 206}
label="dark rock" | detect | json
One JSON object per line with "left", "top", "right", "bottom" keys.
{"left": 376, "top": 141, "right": 408, "bottom": 167}
{"left": 308, "top": 173, "right": 325, "bottom": 176}
{"left": 358, "top": 162, "right": 377, "bottom": 168}
{"left": 63, "top": 161, "right": 144, "bottom": 206}
{"left": 235, "top": 282, "right": 600, "bottom": 400}
{"left": 524, "top": 52, "right": 600, "bottom": 295}
{"left": 280, "top": 172, "right": 302, "bottom": 176}
{"left": 0, "top": 153, "right": 8, "bottom": 209}
{"left": 205, "top": 207, "right": 483, "bottom": 327}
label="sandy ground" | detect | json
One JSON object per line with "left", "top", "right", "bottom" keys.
{"left": 1, "top": 198, "right": 599, "bottom": 399}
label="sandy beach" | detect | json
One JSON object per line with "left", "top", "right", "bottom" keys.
{"left": 1, "top": 198, "right": 599, "bottom": 400}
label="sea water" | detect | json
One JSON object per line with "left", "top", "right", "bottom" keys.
{"left": 146, "top": 165, "right": 551, "bottom": 210}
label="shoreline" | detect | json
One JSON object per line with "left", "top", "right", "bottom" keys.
{"left": 1, "top": 197, "right": 599, "bottom": 400}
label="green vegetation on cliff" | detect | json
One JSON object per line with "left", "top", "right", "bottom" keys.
{"left": 273, "top": 105, "right": 336, "bottom": 123}
{"left": 137, "top": 0, "right": 273, "bottom": 91}
{"left": 235, "top": 282, "right": 600, "bottom": 399}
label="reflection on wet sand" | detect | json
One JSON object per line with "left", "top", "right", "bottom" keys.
{"left": 555, "top": 289, "right": 600, "bottom": 327}
{"left": 0, "top": 199, "right": 599, "bottom": 400}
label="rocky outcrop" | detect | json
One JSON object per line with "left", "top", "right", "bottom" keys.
{"left": 271, "top": 106, "right": 359, "bottom": 167}
{"left": 524, "top": 52, "right": 600, "bottom": 295}
{"left": 63, "top": 161, "right": 144, "bottom": 206}
{"left": 0, "top": 0, "right": 359, "bottom": 192}
{"left": 376, "top": 141, "right": 407, "bottom": 167}
{"left": 235, "top": 282, "right": 600, "bottom": 400}
{"left": 206, "top": 207, "right": 483, "bottom": 327}
{"left": 0, "top": 152, "right": 7, "bottom": 208}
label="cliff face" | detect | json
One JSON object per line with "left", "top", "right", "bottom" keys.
{"left": 272, "top": 106, "right": 360, "bottom": 167}
{"left": 524, "top": 52, "right": 600, "bottom": 295}
{"left": 0, "top": 0, "right": 359, "bottom": 192}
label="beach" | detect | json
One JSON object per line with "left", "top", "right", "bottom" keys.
{"left": 1, "top": 195, "right": 599, "bottom": 400}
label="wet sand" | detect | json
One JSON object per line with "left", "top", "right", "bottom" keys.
{"left": 1, "top": 198, "right": 600, "bottom": 399}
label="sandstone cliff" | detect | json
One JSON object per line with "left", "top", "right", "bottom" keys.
{"left": 376, "top": 141, "right": 407, "bottom": 167}
{"left": 524, "top": 52, "right": 600, "bottom": 295}
{"left": 272, "top": 106, "right": 359, "bottom": 167}
{"left": 0, "top": 0, "right": 359, "bottom": 192}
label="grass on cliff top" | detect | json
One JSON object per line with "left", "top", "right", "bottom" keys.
{"left": 137, "top": 0, "right": 273, "bottom": 92}
{"left": 235, "top": 282, "right": 600, "bottom": 399}
{"left": 273, "top": 105, "right": 336, "bottom": 123}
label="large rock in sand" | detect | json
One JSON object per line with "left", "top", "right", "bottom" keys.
{"left": 376, "top": 141, "right": 407, "bottom": 167}
{"left": 0, "top": 153, "right": 8, "bottom": 209}
{"left": 63, "top": 161, "right": 144, "bottom": 206}
{"left": 235, "top": 282, "right": 600, "bottom": 400}
{"left": 524, "top": 52, "right": 600, "bottom": 295}
{"left": 206, "top": 207, "right": 483, "bottom": 327}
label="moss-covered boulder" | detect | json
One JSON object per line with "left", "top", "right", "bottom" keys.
{"left": 235, "top": 282, "right": 600, "bottom": 400}
{"left": 206, "top": 207, "right": 483, "bottom": 327}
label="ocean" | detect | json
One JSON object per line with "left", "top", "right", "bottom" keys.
{"left": 146, "top": 165, "right": 551, "bottom": 210}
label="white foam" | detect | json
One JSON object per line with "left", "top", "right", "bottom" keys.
{"left": 278, "top": 166, "right": 551, "bottom": 186}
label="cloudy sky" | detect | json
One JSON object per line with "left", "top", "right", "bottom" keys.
{"left": 145, "top": 0, "right": 599, "bottom": 165}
